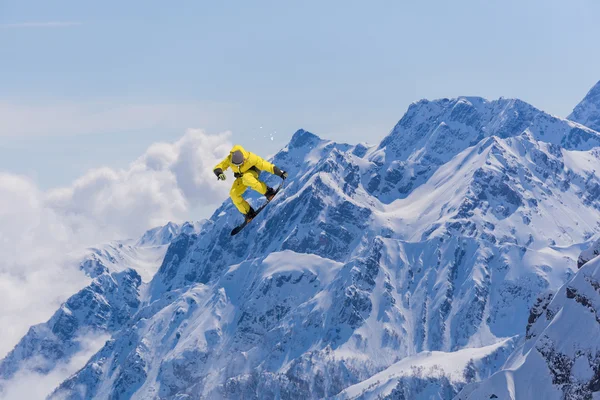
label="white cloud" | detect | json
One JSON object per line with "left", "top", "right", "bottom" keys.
{"left": 0, "top": 22, "right": 82, "bottom": 29}
{"left": 46, "top": 129, "right": 232, "bottom": 240}
{"left": 0, "top": 174, "right": 91, "bottom": 358}
{"left": 0, "top": 332, "right": 109, "bottom": 400}
{"left": 0, "top": 130, "right": 234, "bottom": 364}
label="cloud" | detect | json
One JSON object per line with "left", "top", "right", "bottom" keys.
{"left": 0, "top": 332, "right": 109, "bottom": 400}
{"left": 0, "top": 22, "right": 82, "bottom": 29}
{"left": 46, "top": 129, "right": 233, "bottom": 240}
{"left": 0, "top": 130, "right": 234, "bottom": 364}
{"left": 0, "top": 173, "right": 91, "bottom": 358}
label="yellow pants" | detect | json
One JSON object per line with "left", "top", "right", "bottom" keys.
{"left": 230, "top": 170, "right": 268, "bottom": 214}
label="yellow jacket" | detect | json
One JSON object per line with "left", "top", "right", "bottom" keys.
{"left": 213, "top": 145, "right": 276, "bottom": 176}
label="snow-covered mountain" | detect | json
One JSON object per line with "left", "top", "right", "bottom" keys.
{"left": 37, "top": 84, "right": 600, "bottom": 400}
{"left": 456, "top": 240, "right": 600, "bottom": 400}
{"left": 569, "top": 80, "right": 600, "bottom": 132}
{"left": 4, "top": 82, "right": 600, "bottom": 399}
{"left": 0, "top": 221, "right": 202, "bottom": 399}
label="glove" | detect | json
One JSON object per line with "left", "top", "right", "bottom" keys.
{"left": 274, "top": 166, "right": 288, "bottom": 180}
{"left": 214, "top": 168, "right": 226, "bottom": 181}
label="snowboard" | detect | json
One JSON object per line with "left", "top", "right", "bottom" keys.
{"left": 230, "top": 182, "right": 284, "bottom": 236}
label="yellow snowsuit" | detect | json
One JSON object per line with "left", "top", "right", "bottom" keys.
{"left": 213, "top": 145, "right": 277, "bottom": 215}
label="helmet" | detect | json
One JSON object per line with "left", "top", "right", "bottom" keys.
{"left": 231, "top": 150, "right": 244, "bottom": 166}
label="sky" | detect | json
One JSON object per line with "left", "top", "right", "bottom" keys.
{"left": 1, "top": 0, "right": 599, "bottom": 190}
{"left": 0, "top": 1, "right": 599, "bottom": 395}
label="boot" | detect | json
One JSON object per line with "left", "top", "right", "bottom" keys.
{"left": 265, "top": 187, "right": 277, "bottom": 202}
{"left": 244, "top": 206, "right": 257, "bottom": 223}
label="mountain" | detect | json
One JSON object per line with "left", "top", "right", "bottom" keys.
{"left": 0, "top": 222, "right": 201, "bottom": 399}
{"left": 456, "top": 241, "right": 600, "bottom": 400}
{"left": 569, "top": 80, "right": 600, "bottom": 132}
{"left": 41, "top": 89, "right": 600, "bottom": 399}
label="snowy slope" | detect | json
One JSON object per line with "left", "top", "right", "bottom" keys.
{"left": 335, "top": 338, "right": 515, "bottom": 400}
{"left": 0, "top": 222, "right": 200, "bottom": 398}
{"left": 52, "top": 251, "right": 357, "bottom": 399}
{"left": 28, "top": 88, "right": 600, "bottom": 399}
{"left": 80, "top": 221, "right": 205, "bottom": 282}
{"left": 569, "top": 80, "right": 600, "bottom": 132}
{"left": 579, "top": 237, "right": 600, "bottom": 269}
{"left": 456, "top": 248, "right": 600, "bottom": 400}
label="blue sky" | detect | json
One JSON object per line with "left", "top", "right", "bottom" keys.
{"left": 1, "top": 0, "right": 599, "bottom": 188}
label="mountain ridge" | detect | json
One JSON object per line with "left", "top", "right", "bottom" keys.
{"left": 569, "top": 80, "right": 600, "bottom": 132}
{"left": 0, "top": 222, "right": 200, "bottom": 398}
{"left": 3, "top": 86, "right": 600, "bottom": 399}
{"left": 47, "top": 90, "right": 600, "bottom": 399}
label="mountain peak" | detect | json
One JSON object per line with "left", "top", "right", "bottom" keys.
{"left": 136, "top": 222, "right": 180, "bottom": 247}
{"left": 289, "top": 129, "right": 321, "bottom": 149}
{"left": 568, "top": 80, "right": 600, "bottom": 131}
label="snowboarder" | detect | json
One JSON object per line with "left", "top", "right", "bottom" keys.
{"left": 214, "top": 145, "right": 288, "bottom": 223}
